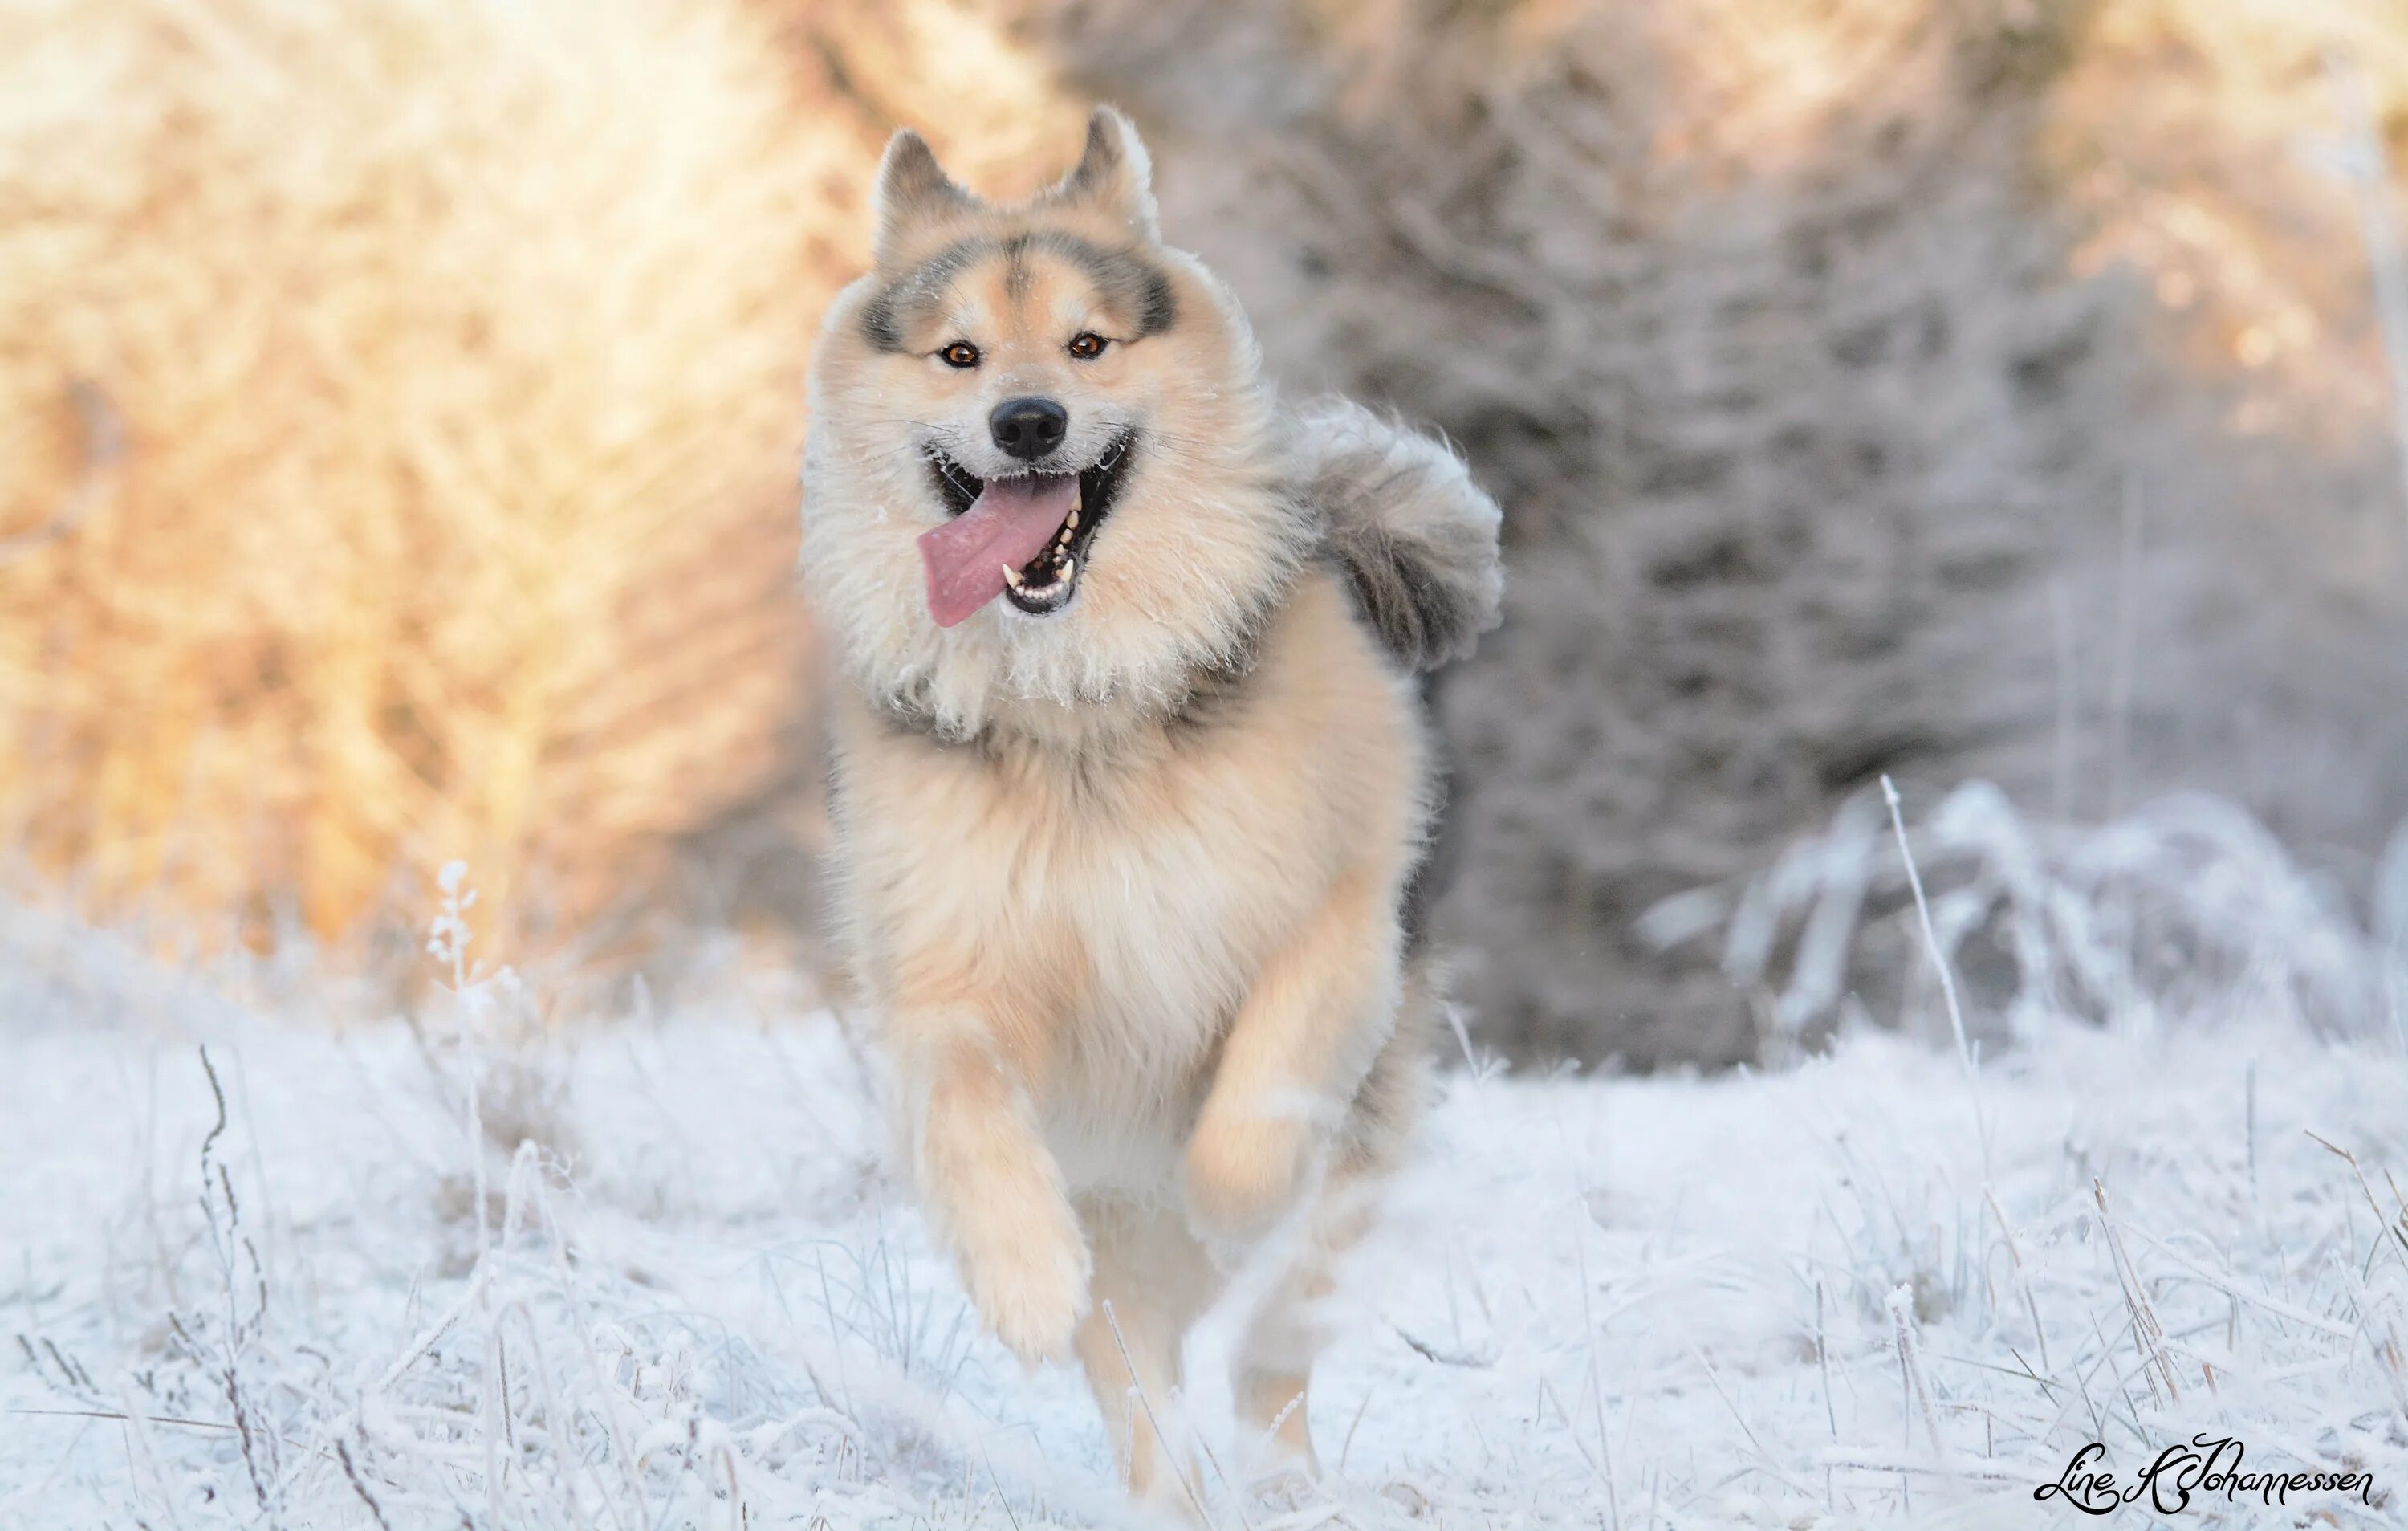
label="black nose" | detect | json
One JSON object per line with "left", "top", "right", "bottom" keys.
{"left": 990, "top": 397, "right": 1068, "bottom": 462}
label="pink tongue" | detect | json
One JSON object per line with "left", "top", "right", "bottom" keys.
{"left": 917, "top": 475, "right": 1080, "bottom": 627}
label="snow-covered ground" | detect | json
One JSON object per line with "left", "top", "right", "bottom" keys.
{"left": 2, "top": 885, "right": 2406, "bottom": 1528}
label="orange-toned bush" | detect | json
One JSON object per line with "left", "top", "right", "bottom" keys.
{"left": 0, "top": 0, "right": 881, "bottom": 955}
{"left": 2050, "top": 0, "right": 2408, "bottom": 454}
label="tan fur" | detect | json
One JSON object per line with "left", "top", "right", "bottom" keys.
{"left": 800, "top": 107, "right": 1497, "bottom": 1503}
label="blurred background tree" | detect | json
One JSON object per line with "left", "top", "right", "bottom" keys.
{"left": 4, "top": 0, "right": 2404, "bottom": 1062}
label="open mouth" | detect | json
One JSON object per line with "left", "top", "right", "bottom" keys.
{"left": 922, "top": 434, "right": 1134, "bottom": 620}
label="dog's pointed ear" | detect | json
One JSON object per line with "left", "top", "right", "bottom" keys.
{"left": 1056, "top": 106, "right": 1159, "bottom": 242}
{"left": 871, "top": 128, "right": 972, "bottom": 268}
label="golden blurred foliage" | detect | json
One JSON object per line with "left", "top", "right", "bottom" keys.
{"left": 0, "top": 0, "right": 834, "bottom": 960}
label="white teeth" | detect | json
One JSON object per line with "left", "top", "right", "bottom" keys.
{"left": 1001, "top": 549, "right": 1078, "bottom": 608}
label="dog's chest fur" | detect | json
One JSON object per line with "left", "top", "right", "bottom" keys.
{"left": 832, "top": 575, "right": 1422, "bottom": 1191}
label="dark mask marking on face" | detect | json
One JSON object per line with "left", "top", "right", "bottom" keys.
{"left": 860, "top": 232, "right": 1178, "bottom": 354}
{"left": 860, "top": 239, "right": 991, "bottom": 354}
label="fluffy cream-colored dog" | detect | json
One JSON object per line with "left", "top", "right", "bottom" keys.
{"left": 799, "top": 107, "right": 1502, "bottom": 1502}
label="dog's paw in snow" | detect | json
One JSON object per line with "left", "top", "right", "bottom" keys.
{"left": 958, "top": 1198, "right": 1092, "bottom": 1366}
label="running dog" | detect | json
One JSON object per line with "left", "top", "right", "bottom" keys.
{"left": 799, "top": 105, "right": 1503, "bottom": 1503}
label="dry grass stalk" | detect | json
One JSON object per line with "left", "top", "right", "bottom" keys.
{"left": 2091, "top": 1177, "right": 2181, "bottom": 1406}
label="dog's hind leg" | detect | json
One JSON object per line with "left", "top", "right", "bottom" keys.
{"left": 1072, "top": 1194, "right": 1222, "bottom": 1510}
{"left": 1230, "top": 955, "right": 1437, "bottom": 1481}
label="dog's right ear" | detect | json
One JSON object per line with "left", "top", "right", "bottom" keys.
{"left": 871, "top": 128, "right": 973, "bottom": 269}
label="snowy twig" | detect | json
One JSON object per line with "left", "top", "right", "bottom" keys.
{"left": 1880, "top": 776, "right": 1992, "bottom": 1173}
{"left": 2093, "top": 1179, "right": 2181, "bottom": 1405}
{"left": 1884, "top": 1285, "right": 1952, "bottom": 1473}
{"left": 1098, "top": 1299, "right": 1211, "bottom": 1522}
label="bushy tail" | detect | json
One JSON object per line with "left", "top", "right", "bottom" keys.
{"left": 1287, "top": 398, "right": 1504, "bottom": 672}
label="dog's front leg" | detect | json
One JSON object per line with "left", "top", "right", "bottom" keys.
{"left": 1184, "top": 865, "right": 1400, "bottom": 1245}
{"left": 898, "top": 1012, "right": 1090, "bottom": 1365}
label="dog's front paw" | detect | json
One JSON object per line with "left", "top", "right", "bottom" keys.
{"left": 958, "top": 1195, "right": 1091, "bottom": 1366}
{"left": 1183, "top": 1100, "right": 1309, "bottom": 1245}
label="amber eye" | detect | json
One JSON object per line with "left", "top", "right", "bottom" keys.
{"left": 1067, "top": 332, "right": 1108, "bottom": 360}
{"left": 939, "top": 340, "right": 980, "bottom": 369}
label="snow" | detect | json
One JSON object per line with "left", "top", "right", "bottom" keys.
{"left": 2, "top": 902, "right": 2405, "bottom": 1529}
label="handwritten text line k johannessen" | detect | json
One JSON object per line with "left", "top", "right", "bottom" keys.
{"left": 2034, "top": 1437, "right": 2378, "bottom": 1516}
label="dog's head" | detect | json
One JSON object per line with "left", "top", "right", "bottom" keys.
{"left": 802, "top": 108, "right": 1309, "bottom": 738}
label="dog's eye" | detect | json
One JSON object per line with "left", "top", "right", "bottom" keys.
{"left": 1066, "top": 332, "right": 1108, "bottom": 360}
{"left": 939, "top": 341, "right": 981, "bottom": 369}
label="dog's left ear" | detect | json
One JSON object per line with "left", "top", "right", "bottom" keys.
{"left": 1056, "top": 106, "right": 1159, "bottom": 242}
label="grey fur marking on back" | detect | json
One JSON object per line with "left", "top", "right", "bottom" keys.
{"left": 1291, "top": 398, "right": 1504, "bottom": 673}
